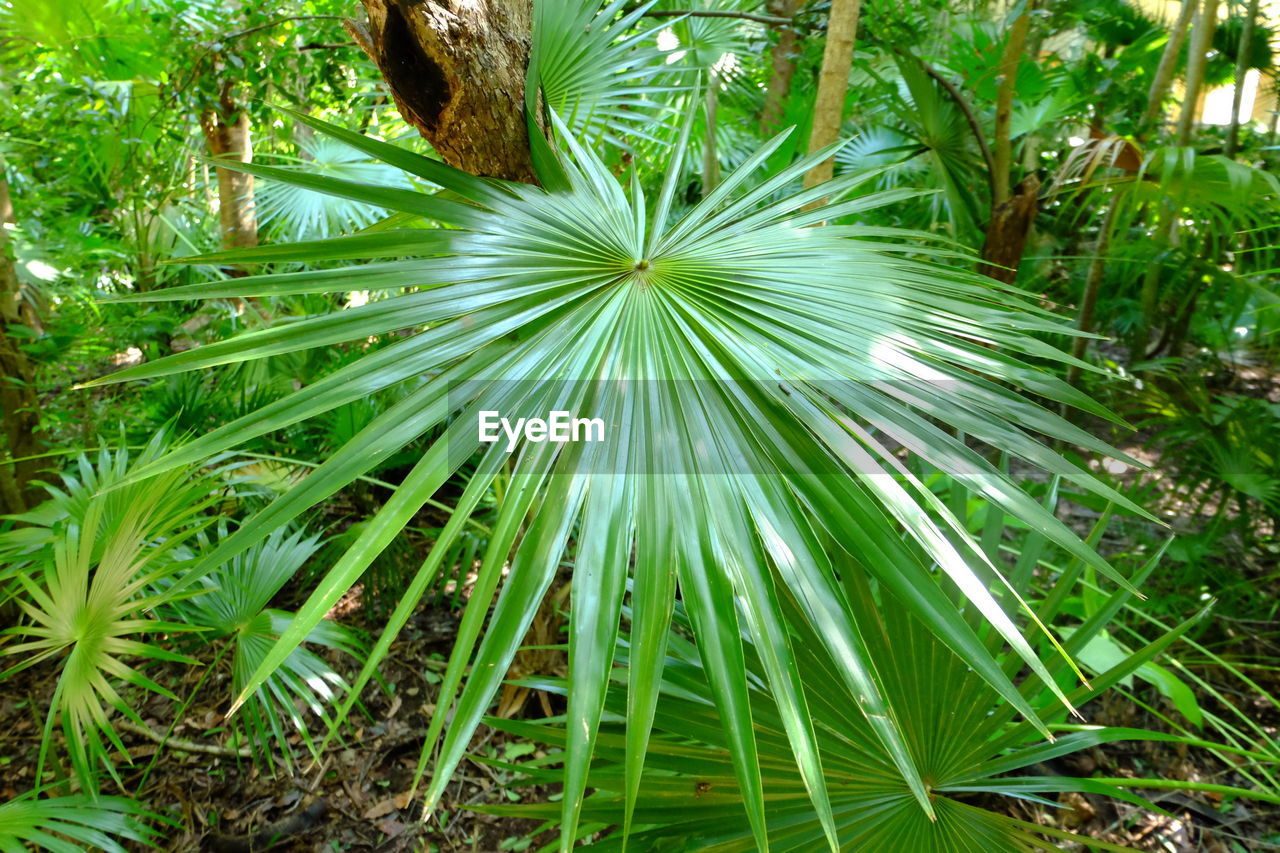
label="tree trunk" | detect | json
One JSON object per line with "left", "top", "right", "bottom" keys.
{"left": 1176, "top": 0, "right": 1219, "bottom": 146}
{"left": 1066, "top": 196, "right": 1120, "bottom": 387}
{"left": 802, "top": 0, "right": 861, "bottom": 190}
{"left": 1140, "top": 0, "right": 1198, "bottom": 136}
{"left": 978, "top": 8, "right": 1034, "bottom": 282}
{"left": 978, "top": 174, "right": 1039, "bottom": 284}
{"left": 1225, "top": 0, "right": 1260, "bottom": 158}
{"left": 990, "top": 9, "right": 1030, "bottom": 209}
{"left": 200, "top": 99, "right": 259, "bottom": 251}
{"left": 346, "top": 0, "right": 537, "bottom": 183}
{"left": 0, "top": 175, "right": 42, "bottom": 514}
{"left": 760, "top": 0, "right": 799, "bottom": 134}
{"left": 702, "top": 72, "right": 720, "bottom": 196}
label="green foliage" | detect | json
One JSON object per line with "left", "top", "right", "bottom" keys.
{"left": 6, "top": 0, "right": 1280, "bottom": 847}
{"left": 0, "top": 793, "right": 163, "bottom": 852}
{"left": 0, "top": 435, "right": 219, "bottom": 793}
{"left": 172, "top": 525, "right": 365, "bottom": 767}
{"left": 85, "top": 99, "right": 1167, "bottom": 846}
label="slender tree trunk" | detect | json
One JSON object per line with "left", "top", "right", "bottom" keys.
{"left": 1141, "top": 0, "right": 1198, "bottom": 135}
{"left": 990, "top": 9, "right": 1030, "bottom": 208}
{"left": 0, "top": 175, "right": 42, "bottom": 514}
{"left": 1176, "top": 0, "right": 1220, "bottom": 145}
{"left": 1066, "top": 197, "right": 1120, "bottom": 387}
{"left": 802, "top": 0, "right": 861, "bottom": 190}
{"left": 760, "top": 0, "right": 799, "bottom": 134}
{"left": 346, "top": 0, "right": 537, "bottom": 183}
{"left": 1134, "top": 203, "right": 1180, "bottom": 357}
{"left": 200, "top": 98, "right": 258, "bottom": 251}
{"left": 1225, "top": 0, "right": 1260, "bottom": 158}
{"left": 979, "top": 8, "right": 1034, "bottom": 282}
{"left": 703, "top": 72, "right": 720, "bottom": 196}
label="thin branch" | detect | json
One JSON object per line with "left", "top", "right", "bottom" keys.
{"left": 220, "top": 15, "right": 348, "bottom": 43}
{"left": 117, "top": 719, "right": 252, "bottom": 758}
{"left": 641, "top": 9, "right": 792, "bottom": 25}
{"left": 896, "top": 48, "right": 998, "bottom": 200}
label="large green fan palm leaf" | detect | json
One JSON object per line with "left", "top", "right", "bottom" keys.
{"left": 89, "top": 107, "right": 1148, "bottom": 849}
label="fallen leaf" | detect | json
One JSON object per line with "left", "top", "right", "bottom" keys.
{"left": 363, "top": 790, "right": 413, "bottom": 820}
{"left": 375, "top": 818, "right": 406, "bottom": 837}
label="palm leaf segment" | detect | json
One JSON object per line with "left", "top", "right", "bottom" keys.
{"left": 174, "top": 527, "right": 364, "bottom": 767}
{"left": 94, "top": 108, "right": 1148, "bottom": 850}
{"left": 0, "top": 794, "right": 163, "bottom": 853}
{"left": 0, "top": 437, "right": 219, "bottom": 794}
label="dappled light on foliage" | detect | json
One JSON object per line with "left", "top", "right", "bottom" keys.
{"left": 3, "top": 0, "right": 1280, "bottom": 851}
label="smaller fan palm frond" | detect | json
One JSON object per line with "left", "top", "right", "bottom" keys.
{"left": 660, "top": 0, "right": 754, "bottom": 71}
{"left": 479, "top": 522, "right": 1233, "bottom": 853}
{"left": 850, "top": 58, "right": 987, "bottom": 236}
{"left": 835, "top": 126, "right": 930, "bottom": 188}
{"left": 0, "top": 442, "right": 219, "bottom": 793}
{"left": 0, "top": 794, "right": 163, "bottom": 853}
{"left": 1208, "top": 15, "right": 1277, "bottom": 87}
{"left": 174, "top": 527, "right": 364, "bottom": 766}
{"left": 0, "top": 430, "right": 220, "bottom": 570}
{"left": 532, "top": 0, "right": 681, "bottom": 151}
{"left": 254, "top": 134, "right": 413, "bottom": 240}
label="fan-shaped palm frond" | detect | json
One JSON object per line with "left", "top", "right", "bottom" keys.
{"left": 0, "top": 794, "right": 162, "bottom": 853}
{"left": 531, "top": 0, "right": 679, "bottom": 150}
{"left": 847, "top": 58, "right": 988, "bottom": 236}
{"left": 0, "top": 434, "right": 221, "bottom": 792}
{"left": 173, "top": 526, "right": 364, "bottom": 766}
{"left": 91, "top": 108, "right": 1149, "bottom": 850}
{"left": 480, "top": 585, "right": 1208, "bottom": 852}
{"left": 478, "top": 497, "right": 1266, "bottom": 852}
{"left": 254, "top": 134, "right": 414, "bottom": 240}
{"left": 660, "top": 0, "right": 754, "bottom": 71}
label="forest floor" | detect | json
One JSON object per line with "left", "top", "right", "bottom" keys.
{"left": 2, "top": 571, "right": 1278, "bottom": 851}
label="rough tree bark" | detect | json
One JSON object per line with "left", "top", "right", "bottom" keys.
{"left": 199, "top": 90, "right": 259, "bottom": 251}
{"left": 802, "top": 0, "right": 861, "bottom": 190}
{"left": 759, "top": 0, "right": 800, "bottom": 134}
{"left": 346, "top": 0, "right": 538, "bottom": 183}
{"left": 1176, "top": 0, "right": 1219, "bottom": 145}
{"left": 978, "top": 174, "right": 1040, "bottom": 284}
{"left": 1140, "top": 0, "right": 1198, "bottom": 135}
{"left": 0, "top": 175, "right": 42, "bottom": 514}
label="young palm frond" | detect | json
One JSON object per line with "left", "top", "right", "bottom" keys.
{"left": 0, "top": 794, "right": 162, "bottom": 853}
{"left": 479, "top": 505, "right": 1254, "bottom": 852}
{"left": 480, "top": 589, "right": 1225, "bottom": 852}
{"left": 173, "top": 526, "right": 364, "bottom": 766}
{"left": 531, "top": 0, "right": 678, "bottom": 150}
{"left": 0, "top": 436, "right": 220, "bottom": 793}
{"left": 90, "top": 107, "right": 1148, "bottom": 849}
{"left": 254, "top": 134, "right": 413, "bottom": 240}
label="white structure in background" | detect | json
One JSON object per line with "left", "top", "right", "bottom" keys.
{"left": 1202, "top": 69, "right": 1263, "bottom": 125}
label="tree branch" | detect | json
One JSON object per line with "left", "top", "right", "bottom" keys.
{"left": 641, "top": 9, "right": 792, "bottom": 25}
{"left": 117, "top": 719, "right": 252, "bottom": 758}
{"left": 220, "top": 15, "right": 348, "bottom": 43}
{"left": 898, "top": 49, "right": 998, "bottom": 200}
